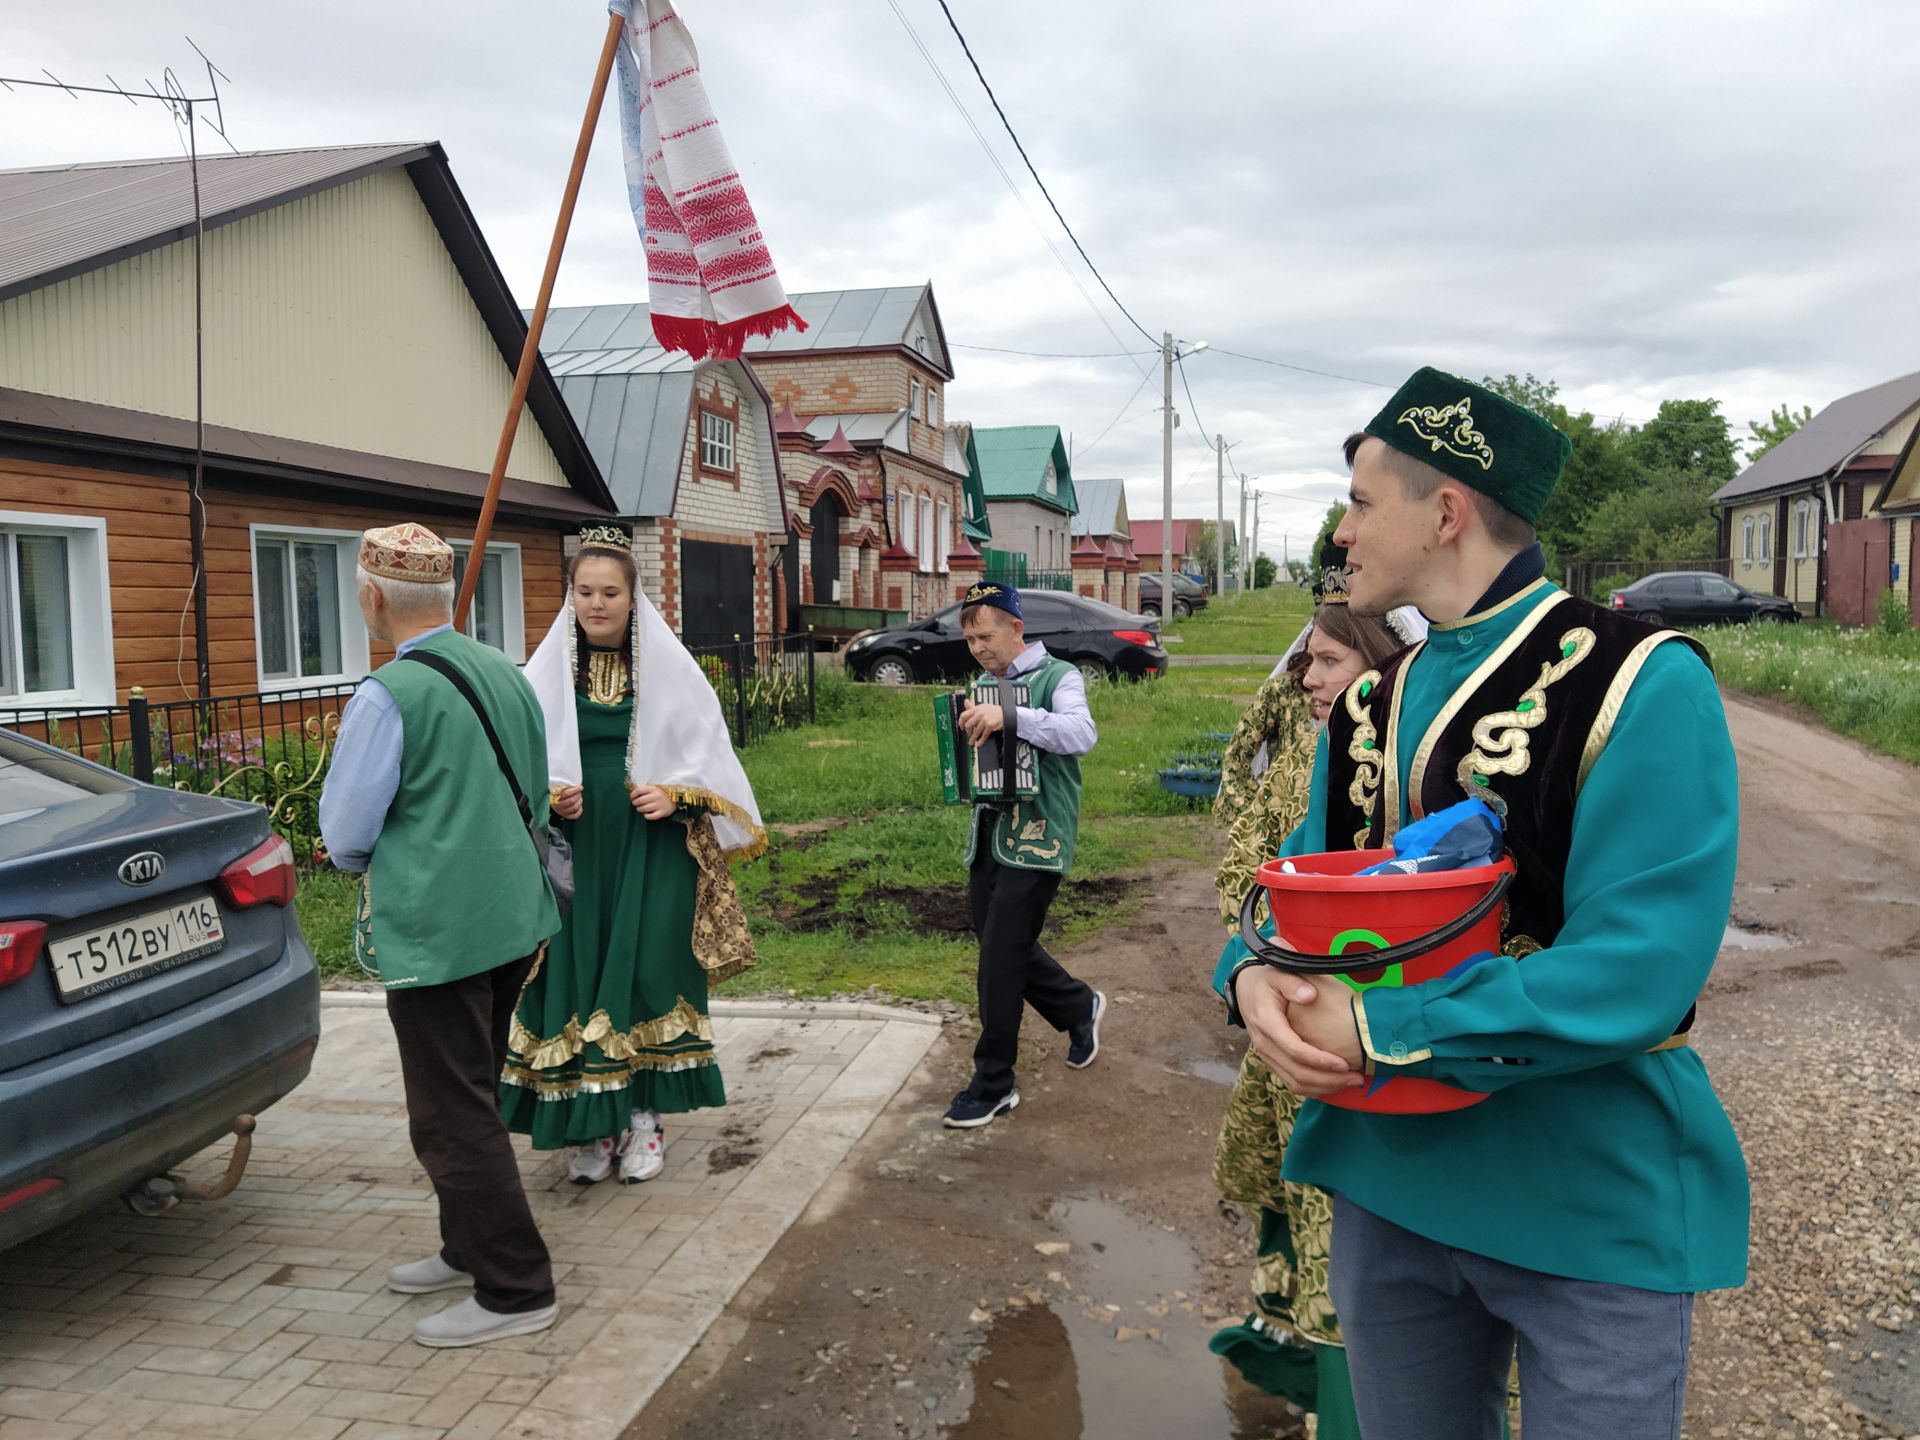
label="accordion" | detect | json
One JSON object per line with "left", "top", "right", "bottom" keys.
{"left": 934, "top": 673, "right": 1040, "bottom": 806}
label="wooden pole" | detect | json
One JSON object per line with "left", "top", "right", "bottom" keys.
{"left": 456, "top": 10, "right": 626, "bottom": 629}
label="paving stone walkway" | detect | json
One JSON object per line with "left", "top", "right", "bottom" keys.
{"left": 0, "top": 995, "right": 940, "bottom": 1440}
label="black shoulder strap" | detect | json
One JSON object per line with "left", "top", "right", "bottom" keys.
{"left": 995, "top": 672, "right": 1018, "bottom": 801}
{"left": 401, "top": 649, "right": 534, "bottom": 827}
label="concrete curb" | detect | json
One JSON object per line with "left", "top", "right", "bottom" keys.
{"left": 319, "top": 988, "right": 945, "bottom": 1028}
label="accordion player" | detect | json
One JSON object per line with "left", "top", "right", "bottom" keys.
{"left": 933, "top": 672, "right": 1041, "bottom": 806}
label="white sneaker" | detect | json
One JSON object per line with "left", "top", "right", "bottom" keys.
{"left": 386, "top": 1254, "right": 471, "bottom": 1294}
{"left": 567, "top": 1137, "right": 616, "bottom": 1185}
{"left": 619, "top": 1112, "right": 664, "bottom": 1185}
{"left": 413, "top": 1296, "right": 558, "bottom": 1349}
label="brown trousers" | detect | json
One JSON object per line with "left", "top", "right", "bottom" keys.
{"left": 385, "top": 950, "right": 554, "bottom": 1314}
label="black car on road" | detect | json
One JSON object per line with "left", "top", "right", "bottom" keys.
{"left": 1609, "top": 572, "right": 1800, "bottom": 627}
{"left": 845, "top": 591, "right": 1169, "bottom": 684}
{"left": 1137, "top": 572, "right": 1209, "bottom": 619}
{"left": 0, "top": 728, "right": 321, "bottom": 1249}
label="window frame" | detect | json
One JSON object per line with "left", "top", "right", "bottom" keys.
{"left": 1740, "top": 516, "right": 1754, "bottom": 566}
{"left": 899, "top": 492, "right": 916, "bottom": 560}
{"left": 910, "top": 377, "right": 924, "bottom": 422}
{"left": 1792, "top": 499, "right": 1812, "bottom": 559}
{"left": 0, "top": 510, "right": 114, "bottom": 708}
{"left": 695, "top": 382, "right": 741, "bottom": 484}
{"left": 926, "top": 384, "right": 940, "bottom": 428}
{"left": 917, "top": 490, "right": 935, "bottom": 574}
{"left": 450, "top": 541, "right": 527, "bottom": 661}
{"left": 249, "top": 524, "right": 369, "bottom": 692}
{"left": 1756, "top": 512, "right": 1772, "bottom": 566}
{"left": 935, "top": 499, "right": 951, "bottom": 575}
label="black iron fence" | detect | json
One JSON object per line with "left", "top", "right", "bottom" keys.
{"left": 4, "top": 632, "right": 817, "bottom": 867}
{"left": 1560, "top": 556, "right": 1731, "bottom": 601}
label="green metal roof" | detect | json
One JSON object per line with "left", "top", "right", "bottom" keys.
{"left": 971, "top": 425, "right": 1077, "bottom": 516}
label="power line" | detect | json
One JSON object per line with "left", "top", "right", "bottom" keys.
{"left": 1071, "top": 366, "right": 1158, "bottom": 464}
{"left": 1210, "top": 347, "right": 1392, "bottom": 388}
{"left": 953, "top": 342, "right": 1155, "bottom": 360}
{"left": 927, "top": 0, "right": 1156, "bottom": 346}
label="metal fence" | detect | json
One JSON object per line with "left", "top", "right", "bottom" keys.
{"left": 981, "top": 551, "right": 1073, "bottom": 593}
{"left": 4, "top": 633, "right": 817, "bottom": 867}
{"left": 1560, "top": 556, "right": 1731, "bottom": 601}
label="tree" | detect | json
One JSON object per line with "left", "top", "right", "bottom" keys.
{"left": 1574, "top": 469, "right": 1720, "bottom": 567}
{"left": 1312, "top": 502, "right": 1347, "bottom": 563}
{"left": 1630, "top": 398, "right": 1738, "bottom": 487}
{"left": 1480, "top": 374, "right": 1638, "bottom": 574}
{"left": 1746, "top": 403, "right": 1815, "bottom": 462}
{"left": 1192, "top": 522, "right": 1239, "bottom": 589}
{"left": 1254, "top": 554, "right": 1277, "bottom": 589}
{"left": 1284, "top": 557, "right": 1310, "bottom": 583}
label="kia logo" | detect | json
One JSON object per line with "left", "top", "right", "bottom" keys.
{"left": 119, "top": 852, "right": 165, "bottom": 887}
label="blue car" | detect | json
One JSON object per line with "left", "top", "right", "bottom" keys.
{"left": 0, "top": 728, "right": 321, "bottom": 1249}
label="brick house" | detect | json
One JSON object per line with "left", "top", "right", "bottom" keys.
{"left": 538, "top": 306, "right": 785, "bottom": 646}
{"left": 970, "top": 425, "right": 1078, "bottom": 580}
{"left": 1712, "top": 370, "right": 1920, "bottom": 622}
{"left": 0, "top": 142, "right": 614, "bottom": 710}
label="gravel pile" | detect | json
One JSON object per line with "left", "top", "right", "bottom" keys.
{"left": 1690, "top": 1009, "right": 1920, "bottom": 1439}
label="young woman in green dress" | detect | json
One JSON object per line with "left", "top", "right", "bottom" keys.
{"left": 500, "top": 526, "right": 763, "bottom": 1185}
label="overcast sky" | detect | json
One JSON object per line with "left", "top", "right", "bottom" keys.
{"left": 5, "top": 0, "right": 1917, "bottom": 559}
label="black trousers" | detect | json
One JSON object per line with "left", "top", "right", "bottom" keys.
{"left": 969, "top": 813, "right": 1094, "bottom": 1100}
{"left": 385, "top": 949, "right": 555, "bottom": 1315}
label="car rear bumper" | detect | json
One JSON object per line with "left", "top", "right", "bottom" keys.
{"left": 0, "top": 927, "right": 321, "bottom": 1249}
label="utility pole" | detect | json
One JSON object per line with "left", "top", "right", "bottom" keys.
{"left": 1160, "top": 332, "right": 1175, "bottom": 630}
{"left": 1251, "top": 492, "right": 1262, "bottom": 589}
{"left": 1238, "top": 474, "right": 1251, "bottom": 592}
{"left": 1214, "top": 433, "right": 1225, "bottom": 597}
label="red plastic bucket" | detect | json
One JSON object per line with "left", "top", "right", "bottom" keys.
{"left": 1239, "top": 848, "right": 1516, "bottom": 1115}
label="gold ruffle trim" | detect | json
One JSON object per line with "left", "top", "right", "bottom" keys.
{"left": 644, "top": 783, "right": 769, "bottom": 861}
{"left": 501, "top": 1050, "right": 717, "bottom": 1099}
{"left": 508, "top": 995, "right": 713, "bottom": 1071}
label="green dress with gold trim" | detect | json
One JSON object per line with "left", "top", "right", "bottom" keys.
{"left": 499, "top": 654, "right": 725, "bottom": 1145}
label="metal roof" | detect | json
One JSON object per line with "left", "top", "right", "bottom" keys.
{"left": 804, "top": 411, "right": 910, "bottom": 448}
{"left": 538, "top": 285, "right": 952, "bottom": 376}
{"left": 972, "top": 425, "right": 1077, "bottom": 515}
{"left": 552, "top": 373, "right": 696, "bottom": 518}
{"left": 1713, "top": 370, "right": 1920, "bottom": 503}
{"left": 0, "top": 143, "right": 432, "bottom": 302}
{"left": 1070, "top": 477, "right": 1128, "bottom": 538}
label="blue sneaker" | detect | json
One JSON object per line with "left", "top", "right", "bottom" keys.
{"left": 1066, "top": 991, "right": 1107, "bottom": 1069}
{"left": 942, "top": 1088, "right": 1019, "bottom": 1129}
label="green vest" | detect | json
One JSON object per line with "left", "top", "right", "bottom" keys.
{"left": 358, "top": 629, "right": 560, "bottom": 989}
{"left": 962, "top": 656, "right": 1083, "bottom": 876}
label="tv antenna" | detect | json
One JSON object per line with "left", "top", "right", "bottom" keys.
{"left": 1, "top": 42, "right": 240, "bottom": 699}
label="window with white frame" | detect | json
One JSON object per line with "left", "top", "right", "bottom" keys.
{"left": 1043, "top": 460, "right": 1058, "bottom": 496}
{"left": 918, "top": 492, "right": 935, "bottom": 573}
{"left": 451, "top": 544, "right": 526, "bottom": 659}
{"left": 699, "top": 409, "right": 736, "bottom": 474}
{"left": 936, "top": 500, "right": 951, "bottom": 574}
{"left": 0, "top": 514, "right": 112, "bottom": 704}
{"left": 1757, "top": 513, "right": 1772, "bottom": 565}
{"left": 899, "top": 492, "right": 915, "bottom": 558}
{"left": 927, "top": 385, "right": 940, "bottom": 427}
{"left": 910, "top": 377, "right": 924, "bottom": 421}
{"left": 1741, "top": 516, "right": 1754, "bottom": 566}
{"left": 1792, "top": 499, "right": 1813, "bottom": 559}
{"left": 252, "top": 528, "right": 367, "bottom": 687}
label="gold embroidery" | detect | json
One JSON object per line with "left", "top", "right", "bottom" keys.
{"left": 1428, "top": 576, "right": 1554, "bottom": 632}
{"left": 1577, "top": 631, "right": 1692, "bottom": 793}
{"left": 1396, "top": 396, "right": 1495, "bottom": 471}
{"left": 686, "top": 815, "right": 758, "bottom": 984}
{"left": 584, "top": 650, "right": 632, "bottom": 705}
{"left": 1455, "top": 626, "right": 1597, "bottom": 814}
{"left": 1345, "top": 671, "right": 1385, "bottom": 848}
{"left": 1408, "top": 592, "right": 1571, "bottom": 804}
{"left": 1507, "top": 933, "right": 1544, "bottom": 959}
{"left": 644, "top": 783, "right": 768, "bottom": 860}
{"left": 508, "top": 995, "right": 713, "bottom": 1071}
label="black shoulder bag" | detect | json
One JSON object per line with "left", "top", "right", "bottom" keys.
{"left": 402, "top": 650, "right": 574, "bottom": 916}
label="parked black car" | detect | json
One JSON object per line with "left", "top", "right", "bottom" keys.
{"left": 846, "top": 591, "right": 1169, "bottom": 684}
{"left": 1137, "top": 572, "right": 1209, "bottom": 618}
{"left": 1609, "top": 572, "right": 1800, "bottom": 626}
{"left": 0, "top": 729, "right": 321, "bottom": 1249}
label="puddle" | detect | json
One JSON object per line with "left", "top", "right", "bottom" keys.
{"left": 1721, "top": 924, "right": 1792, "bottom": 951}
{"left": 949, "top": 1195, "right": 1299, "bottom": 1439}
{"left": 1173, "top": 1057, "right": 1243, "bottom": 1087}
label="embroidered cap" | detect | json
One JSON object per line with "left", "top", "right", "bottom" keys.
{"left": 1313, "top": 538, "right": 1352, "bottom": 606}
{"left": 358, "top": 523, "right": 454, "bottom": 583}
{"left": 1362, "top": 367, "right": 1572, "bottom": 526}
{"left": 960, "top": 581, "right": 1023, "bottom": 621}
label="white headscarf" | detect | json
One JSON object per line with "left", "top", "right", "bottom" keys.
{"left": 524, "top": 580, "right": 767, "bottom": 859}
{"left": 1253, "top": 605, "right": 1430, "bottom": 776}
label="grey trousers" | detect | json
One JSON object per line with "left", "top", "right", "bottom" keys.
{"left": 1328, "top": 1194, "right": 1693, "bottom": 1440}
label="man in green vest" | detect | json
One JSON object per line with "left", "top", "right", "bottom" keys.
{"left": 1220, "top": 370, "right": 1748, "bottom": 1439}
{"left": 944, "top": 582, "right": 1105, "bottom": 1128}
{"left": 318, "top": 522, "right": 562, "bottom": 1348}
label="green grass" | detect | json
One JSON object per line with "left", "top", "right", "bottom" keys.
{"left": 299, "top": 666, "right": 1246, "bottom": 1000}
{"left": 1698, "top": 620, "right": 1920, "bottom": 766}
{"left": 1162, "top": 583, "right": 1314, "bottom": 656}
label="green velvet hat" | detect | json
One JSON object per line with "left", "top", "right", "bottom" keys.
{"left": 1362, "top": 367, "right": 1572, "bottom": 526}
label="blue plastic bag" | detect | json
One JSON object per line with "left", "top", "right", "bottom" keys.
{"left": 1355, "top": 797, "right": 1503, "bottom": 876}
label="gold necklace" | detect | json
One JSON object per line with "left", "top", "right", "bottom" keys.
{"left": 585, "top": 650, "right": 632, "bottom": 705}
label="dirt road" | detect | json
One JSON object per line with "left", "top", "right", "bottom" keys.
{"left": 632, "top": 694, "right": 1920, "bottom": 1440}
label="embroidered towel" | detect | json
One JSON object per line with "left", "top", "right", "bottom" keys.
{"left": 609, "top": 0, "right": 806, "bottom": 360}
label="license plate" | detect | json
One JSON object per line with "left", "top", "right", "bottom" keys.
{"left": 50, "top": 896, "right": 226, "bottom": 1002}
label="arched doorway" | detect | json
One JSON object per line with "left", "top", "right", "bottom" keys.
{"left": 810, "top": 493, "right": 845, "bottom": 604}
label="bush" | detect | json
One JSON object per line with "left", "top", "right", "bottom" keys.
{"left": 1876, "top": 586, "right": 1911, "bottom": 639}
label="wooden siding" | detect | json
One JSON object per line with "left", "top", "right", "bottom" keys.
{"left": 0, "top": 453, "right": 566, "bottom": 703}
{"left": 0, "top": 169, "right": 567, "bottom": 489}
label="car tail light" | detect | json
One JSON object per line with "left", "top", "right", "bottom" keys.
{"left": 0, "top": 921, "right": 47, "bottom": 988}
{"left": 1610, "top": 593, "right": 1625, "bottom": 609}
{"left": 216, "top": 835, "right": 296, "bottom": 909}
{"left": 0, "top": 1177, "right": 62, "bottom": 1215}
{"left": 1113, "top": 629, "right": 1156, "bottom": 645}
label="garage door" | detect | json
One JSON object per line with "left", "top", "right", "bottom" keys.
{"left": 681, "top": 539, "right": 756, "bottom": 649}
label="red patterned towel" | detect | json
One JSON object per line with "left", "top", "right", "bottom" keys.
{"left": 611, "top": 0, "right": 806, "bottom": 360}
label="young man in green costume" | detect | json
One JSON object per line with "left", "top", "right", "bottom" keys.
{"left": 1220, "top": 370, "right": 1749, "bottom": 1439}
{"left": 319, "top": 523, "right": 562, "bottom": 1349}
{"left": 943, "top": 582, "right": 1106, "bottom": 1128}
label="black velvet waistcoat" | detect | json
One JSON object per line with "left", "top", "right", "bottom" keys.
{"left": 1322, "top": 587, "right": 1705, "bottom": 955}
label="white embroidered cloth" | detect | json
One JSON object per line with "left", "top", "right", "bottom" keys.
{"left": 609, "top": 0, "right": 805, "bottom": 360}
{"left": 524, "top": 587, "right": 766, "bottom": 858}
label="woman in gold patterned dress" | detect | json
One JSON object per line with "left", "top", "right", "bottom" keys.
{"left": 1210, "top": 592, "right": 1409, "bottom": 1440}
{"left": 499, "top": 528, "right": 763, "bottom": 1187}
